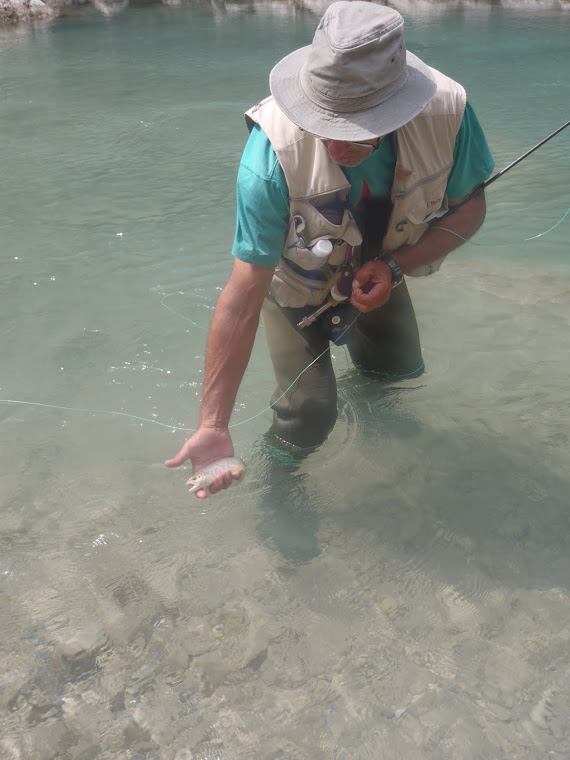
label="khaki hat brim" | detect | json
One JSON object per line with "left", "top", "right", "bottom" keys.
{"left": 270, "top": 47, "right": 438, "bottom": 141}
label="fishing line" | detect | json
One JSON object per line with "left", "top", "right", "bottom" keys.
{"left": 160, "top": 292, "right": 210, "bottom": 330}
{"left": 2, "top": 119, "right": 569, "bottom": 432}
{"left": 435, "top": 205, "right": 570, "bottom": 246}
{"left": 0, "top": 315, "right": 360, "bottom": 433}
{"left": 0, "top": 399, "right": 192, "bottom": 432}
{"left": 1, "top": 205, "right": 568, "bottom": 432}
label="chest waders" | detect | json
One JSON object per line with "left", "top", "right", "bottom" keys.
{"left": 261, "top": 200, "right": 424, "bottom": 451}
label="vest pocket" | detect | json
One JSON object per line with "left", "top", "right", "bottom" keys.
{"left": 285, "top": 239, "right": 349, "bottom": 271}
{"left": 394, "top": 170, "right": 450, "bottom": 225}
{"left": 270, "top": 260, "right": 335, "bottom": 308}
{"left": 284, "top": 205, "right": 362, "bottom": 271}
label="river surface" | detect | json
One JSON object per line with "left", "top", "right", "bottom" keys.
{"left": 1, "top": 2, "right": 569, "bottom": 758}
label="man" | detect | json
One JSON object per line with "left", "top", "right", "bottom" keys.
{"left": 166, "top": 1, "right": 494, "bottom": 497}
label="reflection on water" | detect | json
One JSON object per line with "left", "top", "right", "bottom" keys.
{"left": 1, "top": 3, "right": 570, "bottom": 759}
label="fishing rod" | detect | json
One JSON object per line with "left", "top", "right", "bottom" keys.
{"left": 443, "top": 118, "right": 570, "bottom": 216}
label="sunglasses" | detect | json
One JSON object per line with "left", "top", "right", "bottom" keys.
{"left": 346, "top": 137, "right": 384, "bottom": 153}
{"left": 299, "top": 127, "right": 384, "bottom": 153}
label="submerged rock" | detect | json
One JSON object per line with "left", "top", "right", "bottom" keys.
{"left": 56, "top": 628, "right": 108, "bottom": 662}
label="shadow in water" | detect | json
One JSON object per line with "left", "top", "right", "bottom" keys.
{"left": 249, "top": 372, "right": 430, "bottom": 566}
{"left": 250, "top": 436, "right": 321, "bottom": 566}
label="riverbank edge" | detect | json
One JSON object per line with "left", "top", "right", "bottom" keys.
{"left": 1, "top": 0, "right": 569, "bottom": 26}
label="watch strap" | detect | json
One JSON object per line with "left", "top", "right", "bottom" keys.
{"left": 375, "top": 255, "right": 403, "bottom": 288}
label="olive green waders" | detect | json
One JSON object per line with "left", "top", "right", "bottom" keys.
{"left": 261, "top": 279, "right": 424, "bottom": 451}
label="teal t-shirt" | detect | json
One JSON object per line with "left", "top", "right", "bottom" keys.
{"left": 232, "top": 101, "right": 494, "bottom": 269}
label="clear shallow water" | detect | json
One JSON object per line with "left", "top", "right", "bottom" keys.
{"left": 1, "top": 3, "right": 569, "bottom": 759}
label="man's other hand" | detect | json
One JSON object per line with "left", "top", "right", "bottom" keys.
{"left": 350, "top": 260, "right": 392, "bottom": 313}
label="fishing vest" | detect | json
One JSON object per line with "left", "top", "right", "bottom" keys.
{"left": 245, "top": 66, "right": 466, "bottom": 308}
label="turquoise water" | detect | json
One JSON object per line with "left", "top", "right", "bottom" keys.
{"left": 1, "top": 3, "right": 569, "bottom": 758}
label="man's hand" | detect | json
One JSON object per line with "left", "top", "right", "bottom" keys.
{"left": 350, "top": 259, "right": 393, "bottom": 313}
{"left": 165, "top": 427, "right": 241, "bottom": 499}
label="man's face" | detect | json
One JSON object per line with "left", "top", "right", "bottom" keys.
{"left": 321, "top": 137, "right": 382, "bottom": 167}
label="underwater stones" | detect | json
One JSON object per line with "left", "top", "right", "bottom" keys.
{"left": 98, "top": 715, "right": 154, "bottom": 755}
{"left": 10, "top": 686, "right": 59, "bottom": 726}
{"left": 529, "top": 688, "right": 555, "bottom": 730}
{"left": 1, "top": 672, "right": 29, "bottom": 714}
{"left": 206, "top": 603, "right": 272, "bottom": 671}
{"left": 126, "top": 661, "right": 164, "bottom": 696}
{"left": 260, "top": 634, "right": 310, "bottom": 689}
{"left": 56, "top": 627, "right": 108, "bottom": 663}
{"left": 173, "top": 750, "right": 194, "bottom": 760}
{"left": 380, "top": 594, "right": 398, "bottom": 614}
{"left": 0, "top": 738, "right": 21, "bottom": 760}
{"left": 474, "top": 699, "right": 511, "bottom": 722}
{"left": 100, "top": 725, "right": 127, "bottom": 753}
{"left": 191, "top": 651, "right": 233, "bottom": 696}
{"left": 165, "top": 646, "right": 190, "bottom": 672}
{"left": 53, "top": 628, "right": 108, "bottom": 686}
{"left": 399, "top": 711, "right": 424, "bottom": 746}
{"left": 61, "top": 695, "right": 80, "bottom": 720}
{"left": 181, "top": 617, "right": 216, "bottom": 658}
{"left": 211, "top": 623, "right": 224, "bottom": 639}
{"left": 204, "top": 553, "right": 223, "bottom": 569}
{"left": 122, "top": 714, "right": 152, "bottom": 745}
{"left": 11, "top": 718, "right": 78, "bottom": 760}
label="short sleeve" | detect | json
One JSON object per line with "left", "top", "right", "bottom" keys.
{"left": 446, "top": 101, "right": 495, "bottom": 201}
{"left": 231, "top": 125, "right": 290, "bottom": 269}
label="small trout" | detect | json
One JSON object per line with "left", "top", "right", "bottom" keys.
{"left": 186, "top": 457, "right": 246, "bottom": 496}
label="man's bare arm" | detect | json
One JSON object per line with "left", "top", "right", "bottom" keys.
{"left": 165, "top": 258, "right": 274, "bottom": 496}
{"left": 393, "top": 190, "right": 487, "bottom": 275}
{"left": 199, "top": 259, "right": 274, "bottom": 428}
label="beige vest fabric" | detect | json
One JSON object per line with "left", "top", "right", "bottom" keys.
{"left": 245, "top": 66, "right": 466, "bottom": 306}
{"left": 247, "top": 97, "right": 363, "bottom": 307}
{"left": 383, "top": 67, "right": 467, "bottom": 275}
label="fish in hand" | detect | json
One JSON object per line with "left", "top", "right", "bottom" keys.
{"left": 186, "top": 457, "right": 246, "bottom": 496}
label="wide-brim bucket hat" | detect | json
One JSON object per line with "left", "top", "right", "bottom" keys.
{"left": 269, "top": 1, "right": 438, "bottom": 142}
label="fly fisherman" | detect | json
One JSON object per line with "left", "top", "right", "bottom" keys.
{"left": 166, "top": 1, "right": 494, "bottom": 497}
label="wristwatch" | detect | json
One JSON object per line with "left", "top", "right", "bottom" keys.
{"left": 376, "top": 255, "right": 403, "bottom": 288}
